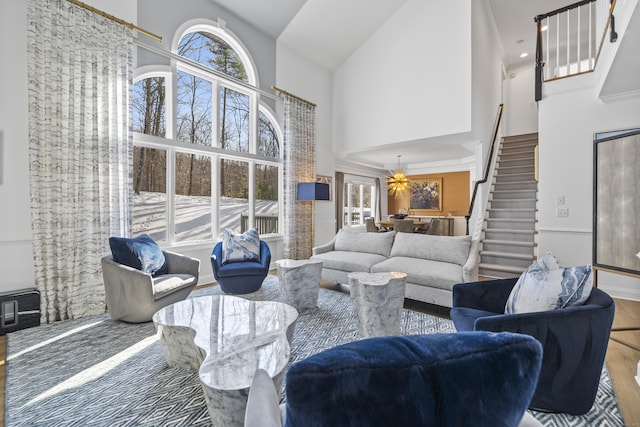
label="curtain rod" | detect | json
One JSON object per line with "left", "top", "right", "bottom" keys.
{"left": 271, "top": 86, "right": 316, "bottom": 107}
{"left": 65, "top": 0, "right": 162, "bottom": 41}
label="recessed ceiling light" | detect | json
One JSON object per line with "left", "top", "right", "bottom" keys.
{"left": 520, "top": 52, "right": 528, "bottom": 58}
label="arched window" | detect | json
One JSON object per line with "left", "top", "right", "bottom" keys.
{"left": 131, "top": 23, "right": 282, "bottom": 245}
{"left": 177, "top": 31, "right": 249, "bottom": 82}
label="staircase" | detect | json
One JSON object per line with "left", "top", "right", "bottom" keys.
{"left": 478, "top": 133, "right": 538, "bottom": 278}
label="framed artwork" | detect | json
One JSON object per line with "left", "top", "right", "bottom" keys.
{"left": 409, "top": 178, "right": 442, "bottom": 211}
{"left": 317, "top": 175, "right": 332, "bottom": 201}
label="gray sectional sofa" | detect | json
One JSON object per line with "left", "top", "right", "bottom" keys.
{"left": 311, "top": 228, "right": 479, "bottom": 308}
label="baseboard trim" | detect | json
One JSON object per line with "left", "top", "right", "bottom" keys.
{"left": 599, "top": 283, "right": 640, "bottom": 302}
{"left": 537, "top": 227, "right": 591, "bottom": 234}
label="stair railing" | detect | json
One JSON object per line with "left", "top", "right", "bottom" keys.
{"left": 465, "top": 103, "right": 504, "bottom": 236}
{"left": 534, "top": 0, "right": 615, "bottom": 101}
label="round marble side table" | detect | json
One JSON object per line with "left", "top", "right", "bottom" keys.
{"left": 347, "top": 271, "right": 407, "bottom": 338}
{"left": 276, "top": 259, "right": 323, "bottom": 310}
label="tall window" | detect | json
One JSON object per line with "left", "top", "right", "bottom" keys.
{"left": 132, "top": 25, "right": 281, "bottom": 243}
{"left": 343, "top": 180, "right": 376, "bottom": 228}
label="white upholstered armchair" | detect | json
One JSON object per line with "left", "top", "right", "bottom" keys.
{"left": 101, "top": 251, "right": 200, "bottom": 323}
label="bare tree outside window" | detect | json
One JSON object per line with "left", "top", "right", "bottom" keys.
{"left": 132, "top": 147, "right": 167, "bottom": 242}
{"left": 259, "top": 111, "right": 279, "bottom": 158}
{"left": 133, "top": 76, "right": 166, "bottom": 137}
{"left": 132, "top": 27, "right": 282, "bottom": 243}
{"left": 255, "top": 164, "right": 279, "bottom": 233}
{"left": 175, "top": 152, "right": 212, "bottom": 242}
{"left": 132, "top": 77, "right": 168, "bottom": 241}
{"left": 220, "top": 159, "right": 249, "bottom": 234}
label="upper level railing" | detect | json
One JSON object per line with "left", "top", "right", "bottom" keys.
{"left": 535, "top": 0, "right": 616, "bottom": 100}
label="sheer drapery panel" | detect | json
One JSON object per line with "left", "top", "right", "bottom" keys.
{"left": 281, "top": 95, "right": 316, "bottom": 259}
{"left": 27, "top": 0, "right": 133, "bottom": 322}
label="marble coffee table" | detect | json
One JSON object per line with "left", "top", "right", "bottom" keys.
{"left": 152, "top": 295, "right": 298, "bottom": 427}
{"left": 276, "top": 259, "right": 323, "bottom": 310}
{"left": 348, "top": 271, "right": 407, "bottom": 337}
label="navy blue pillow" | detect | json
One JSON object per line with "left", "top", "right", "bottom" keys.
{"left": 109, "top": 235, "right": 168, "bottom": 276}
{"left": 284, "top": 332, "right": 542, "bottom": 427}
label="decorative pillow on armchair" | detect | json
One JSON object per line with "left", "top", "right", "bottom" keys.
{"left": 505, "top": 251, "right": 593, "bottom": 314}
{"left": 109, "top": 234, "right": 168, "bottom": 276}
{"left": 221, "top": 228, "right": 261, "bottom": 265}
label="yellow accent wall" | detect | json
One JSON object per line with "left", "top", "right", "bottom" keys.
{"left": 387, "top": 171, "right": 470, "bottom": 217}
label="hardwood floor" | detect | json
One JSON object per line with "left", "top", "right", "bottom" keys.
{"left": 0, "top": 294, "right": 638, "bottom": 426}
{"left": 608, "top": 298, "right": 640, "bottom": 426}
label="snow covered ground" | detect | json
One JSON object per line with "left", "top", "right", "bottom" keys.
{"left": 133, "top": 191, "right": 278, "bottom": 242}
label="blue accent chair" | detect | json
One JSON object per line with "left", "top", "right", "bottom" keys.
{"left": 245, "top": 332, "right": 545, "bottom": 427}
{"left": 211, "top": 240, "right": 271, "bottom": 294}
{"left": 450, "top": 277, "right": 615, "bottom": 415}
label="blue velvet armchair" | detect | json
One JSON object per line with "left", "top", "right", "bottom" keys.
{"left": 245, "top": 332, "right": 544, "bottom": 427}
{"left": 211, "top": 240, "right": 271, "bottom": 294}
{"left": 450, "top": 277, "right": 615, "bottom": 415}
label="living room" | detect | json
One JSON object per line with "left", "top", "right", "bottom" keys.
{"left": 1, "top": 0, "right": 640, "bottom": 425}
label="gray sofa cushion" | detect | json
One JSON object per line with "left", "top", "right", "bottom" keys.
{"left": 371, "top": 257, "right": 463, "bottom": 291}
{"left": 311, "top": 251, "right": 387, "bottom": 273}
{"left": 334, "top": 229, "right": 396, "bottom": 257}
{"left": 390, "top": 233, "right": 472, "bottom": 266}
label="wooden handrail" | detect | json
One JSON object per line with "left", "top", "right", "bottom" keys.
{"left": 534, "top": 0, "right": 596, "bottom": 22}
{"left": 465, "top": 104, "right": 504, "bottom": 235}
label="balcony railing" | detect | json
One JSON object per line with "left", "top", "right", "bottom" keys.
{"left": 240, "top": 213, "right": 278, "bottom": 234}
{"left": 535, "top": 0, "right": 615, "bottom": 100}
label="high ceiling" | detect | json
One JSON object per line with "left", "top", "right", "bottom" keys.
{"left": 212, "top": 0, "right": 577, "bottom": 71}
{"left": 210, "top": 0, "right": 582, "bottom": 170}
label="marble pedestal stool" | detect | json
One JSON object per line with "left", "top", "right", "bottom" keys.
{"left": 276, "top": 259, "right": 323, "bottom": 310}
{"left": 153, "top": 295, "right": 298, "bottom": 427}
{"left": 348, "top": 271, "right": 407, "bottom": 338}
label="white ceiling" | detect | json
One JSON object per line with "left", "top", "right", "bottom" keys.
{"left": 211, "top": 0, "right": 578, "bottom": 72}
{"left": 209, "top": 0, "right": 587, "bottom": 170}
{"left": 211, "top": 0, "right": 307, "bottom": 39}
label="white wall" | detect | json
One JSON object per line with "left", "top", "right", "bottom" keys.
{"left": 468, "top": 0, "right": 506, "bottom": 232}
{"left": 0, "top": 1, "right": 32, "bottom": 292}
{"left": 275, "top": 44, "right": 335, "bottom": 247}
{"left": 504, "top": 63, "right": 538, "bottom": 136}
{"left": 332, "top": 0, "right": 472, "bottom": 156}
{"left": 472, "top": 0, "right": 504, "bottom": 146}
{"left": 538, "top": 72, "right": 640, "bottom": 300}
{"left": 0, "top": 0, "right": 137, "bottom": 293}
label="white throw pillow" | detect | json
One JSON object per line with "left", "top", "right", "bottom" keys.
{"left": 504, "top": 252, "right": 593, "bottom": 314}
{"left": 221, "top": 228, "right": 261, "bottom": 265}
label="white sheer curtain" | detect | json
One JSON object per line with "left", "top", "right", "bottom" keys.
{"left": 27, "top": 0, "right": 133, "bottom": 322}
{"left": 280, "top": 94, "right": 317, "bottom": 259}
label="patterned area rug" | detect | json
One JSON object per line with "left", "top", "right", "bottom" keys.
{"left": 6, "top": 276, "right": 625, "bottom": 426}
